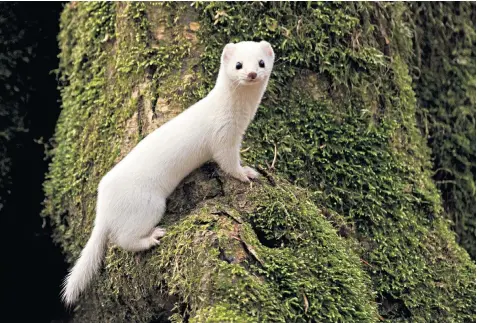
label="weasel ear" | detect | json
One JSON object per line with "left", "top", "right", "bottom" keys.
{"left": 222, "top": 43, "right": 236, "bottom": 62}
{"left": 260, "top": 41, "right": 274, "bottom": 58}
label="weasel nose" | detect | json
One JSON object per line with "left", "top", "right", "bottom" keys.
{"left": 247, "top": 72, "right": 257, "bottom": 80}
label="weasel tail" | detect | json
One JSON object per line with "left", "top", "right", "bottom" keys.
{"left": 61, "top": 225, "right": 108, "bottom": 306}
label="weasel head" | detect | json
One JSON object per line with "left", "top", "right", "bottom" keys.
{"left": 220, "top": 41, "right": 275, "bottom": 87}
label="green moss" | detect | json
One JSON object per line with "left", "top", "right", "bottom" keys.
{"left": 43, "top": 2, "right": 475, "bottom": 322}
{"left": 409, "top": 2, "right": 476, "bottom": 258}
{"left": 190, "top": 304, "right": 256, "bottom": 323}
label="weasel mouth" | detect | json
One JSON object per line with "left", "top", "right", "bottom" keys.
{"left": 238, "top": 78, "right": 261, "bottom": 86}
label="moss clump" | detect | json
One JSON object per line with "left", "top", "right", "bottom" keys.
{"left": 409, "top": 2, "right": 476, "bottom": 258}
{"left": 190, "top": 304, "right": 256, "bottom": 323}
{"left": 43, "top": 2, "right": 475, "bottom": 322}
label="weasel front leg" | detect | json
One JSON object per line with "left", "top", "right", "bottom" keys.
{"left": 214, "top": 146, "right": 259, "bottom": 182}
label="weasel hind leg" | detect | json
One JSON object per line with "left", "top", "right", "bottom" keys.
{"left": 111, "top": 194, "right": 167, "bottom": 252}
{"left": 118, "top": 227, "right": 166, "bottom": 252}
{"left": 150, "top": 227, "right": 167, "bottom": 244}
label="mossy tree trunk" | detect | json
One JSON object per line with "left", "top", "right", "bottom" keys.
{"left": 410, "top": 2, "right": 476, "bottom": 259}
{"left": 43, "top": 2, "right": 475, "bottom": 322}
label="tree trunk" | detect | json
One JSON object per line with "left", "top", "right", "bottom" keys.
{"left": 410, "top": 2, "right": 476, "bottom": 259}
{"left": 42, "top": 2, "right": 475, "bottom": 322}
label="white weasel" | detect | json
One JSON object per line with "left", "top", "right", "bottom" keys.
{"left": 62, "top": 41, "right": 275, "bottom": 305}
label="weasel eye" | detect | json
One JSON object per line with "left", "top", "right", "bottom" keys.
{"left": 259, "top": 60, "right": 265, "bottom": 68}
{"left": 236, "top": 62, "right": 243, "bottom": 70}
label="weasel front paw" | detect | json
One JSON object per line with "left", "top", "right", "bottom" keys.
{"left": 230, "top": 166, "right": 259, "bottom": 183}
{"left": 242, "top": 166, "right": 259, "bottom": 180}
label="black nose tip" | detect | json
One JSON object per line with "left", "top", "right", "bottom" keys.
{"left": 248, "top": 72, "right": 257, "bottom": 80}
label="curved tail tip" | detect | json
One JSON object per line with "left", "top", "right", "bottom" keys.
{"left": 61, "top": 278, "right": 77, "bottom": 308}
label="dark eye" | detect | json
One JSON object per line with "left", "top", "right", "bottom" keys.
{"left": 259, "top": 60, "right": 265, "bottom": 68}
{"left": 236, "top": 62, "right": 243, "bottom": 70}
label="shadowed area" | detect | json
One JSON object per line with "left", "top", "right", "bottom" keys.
{"left": 0, "top": 3, "right": 69, "bottom": 321}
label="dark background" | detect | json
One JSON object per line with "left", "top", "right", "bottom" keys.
{"left": 0, "top": 3, "right": 70, "bottom": 322}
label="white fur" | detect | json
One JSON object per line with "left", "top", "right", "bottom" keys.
{"left": 61, "top": 41, "right": 275, "bottom": 305}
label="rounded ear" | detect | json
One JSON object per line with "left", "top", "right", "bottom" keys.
{"left": 222, "top": 43, "right": 236, "bottom": 62}
{"left": 260, "top": 41, "right": 274, "bottom": 58}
